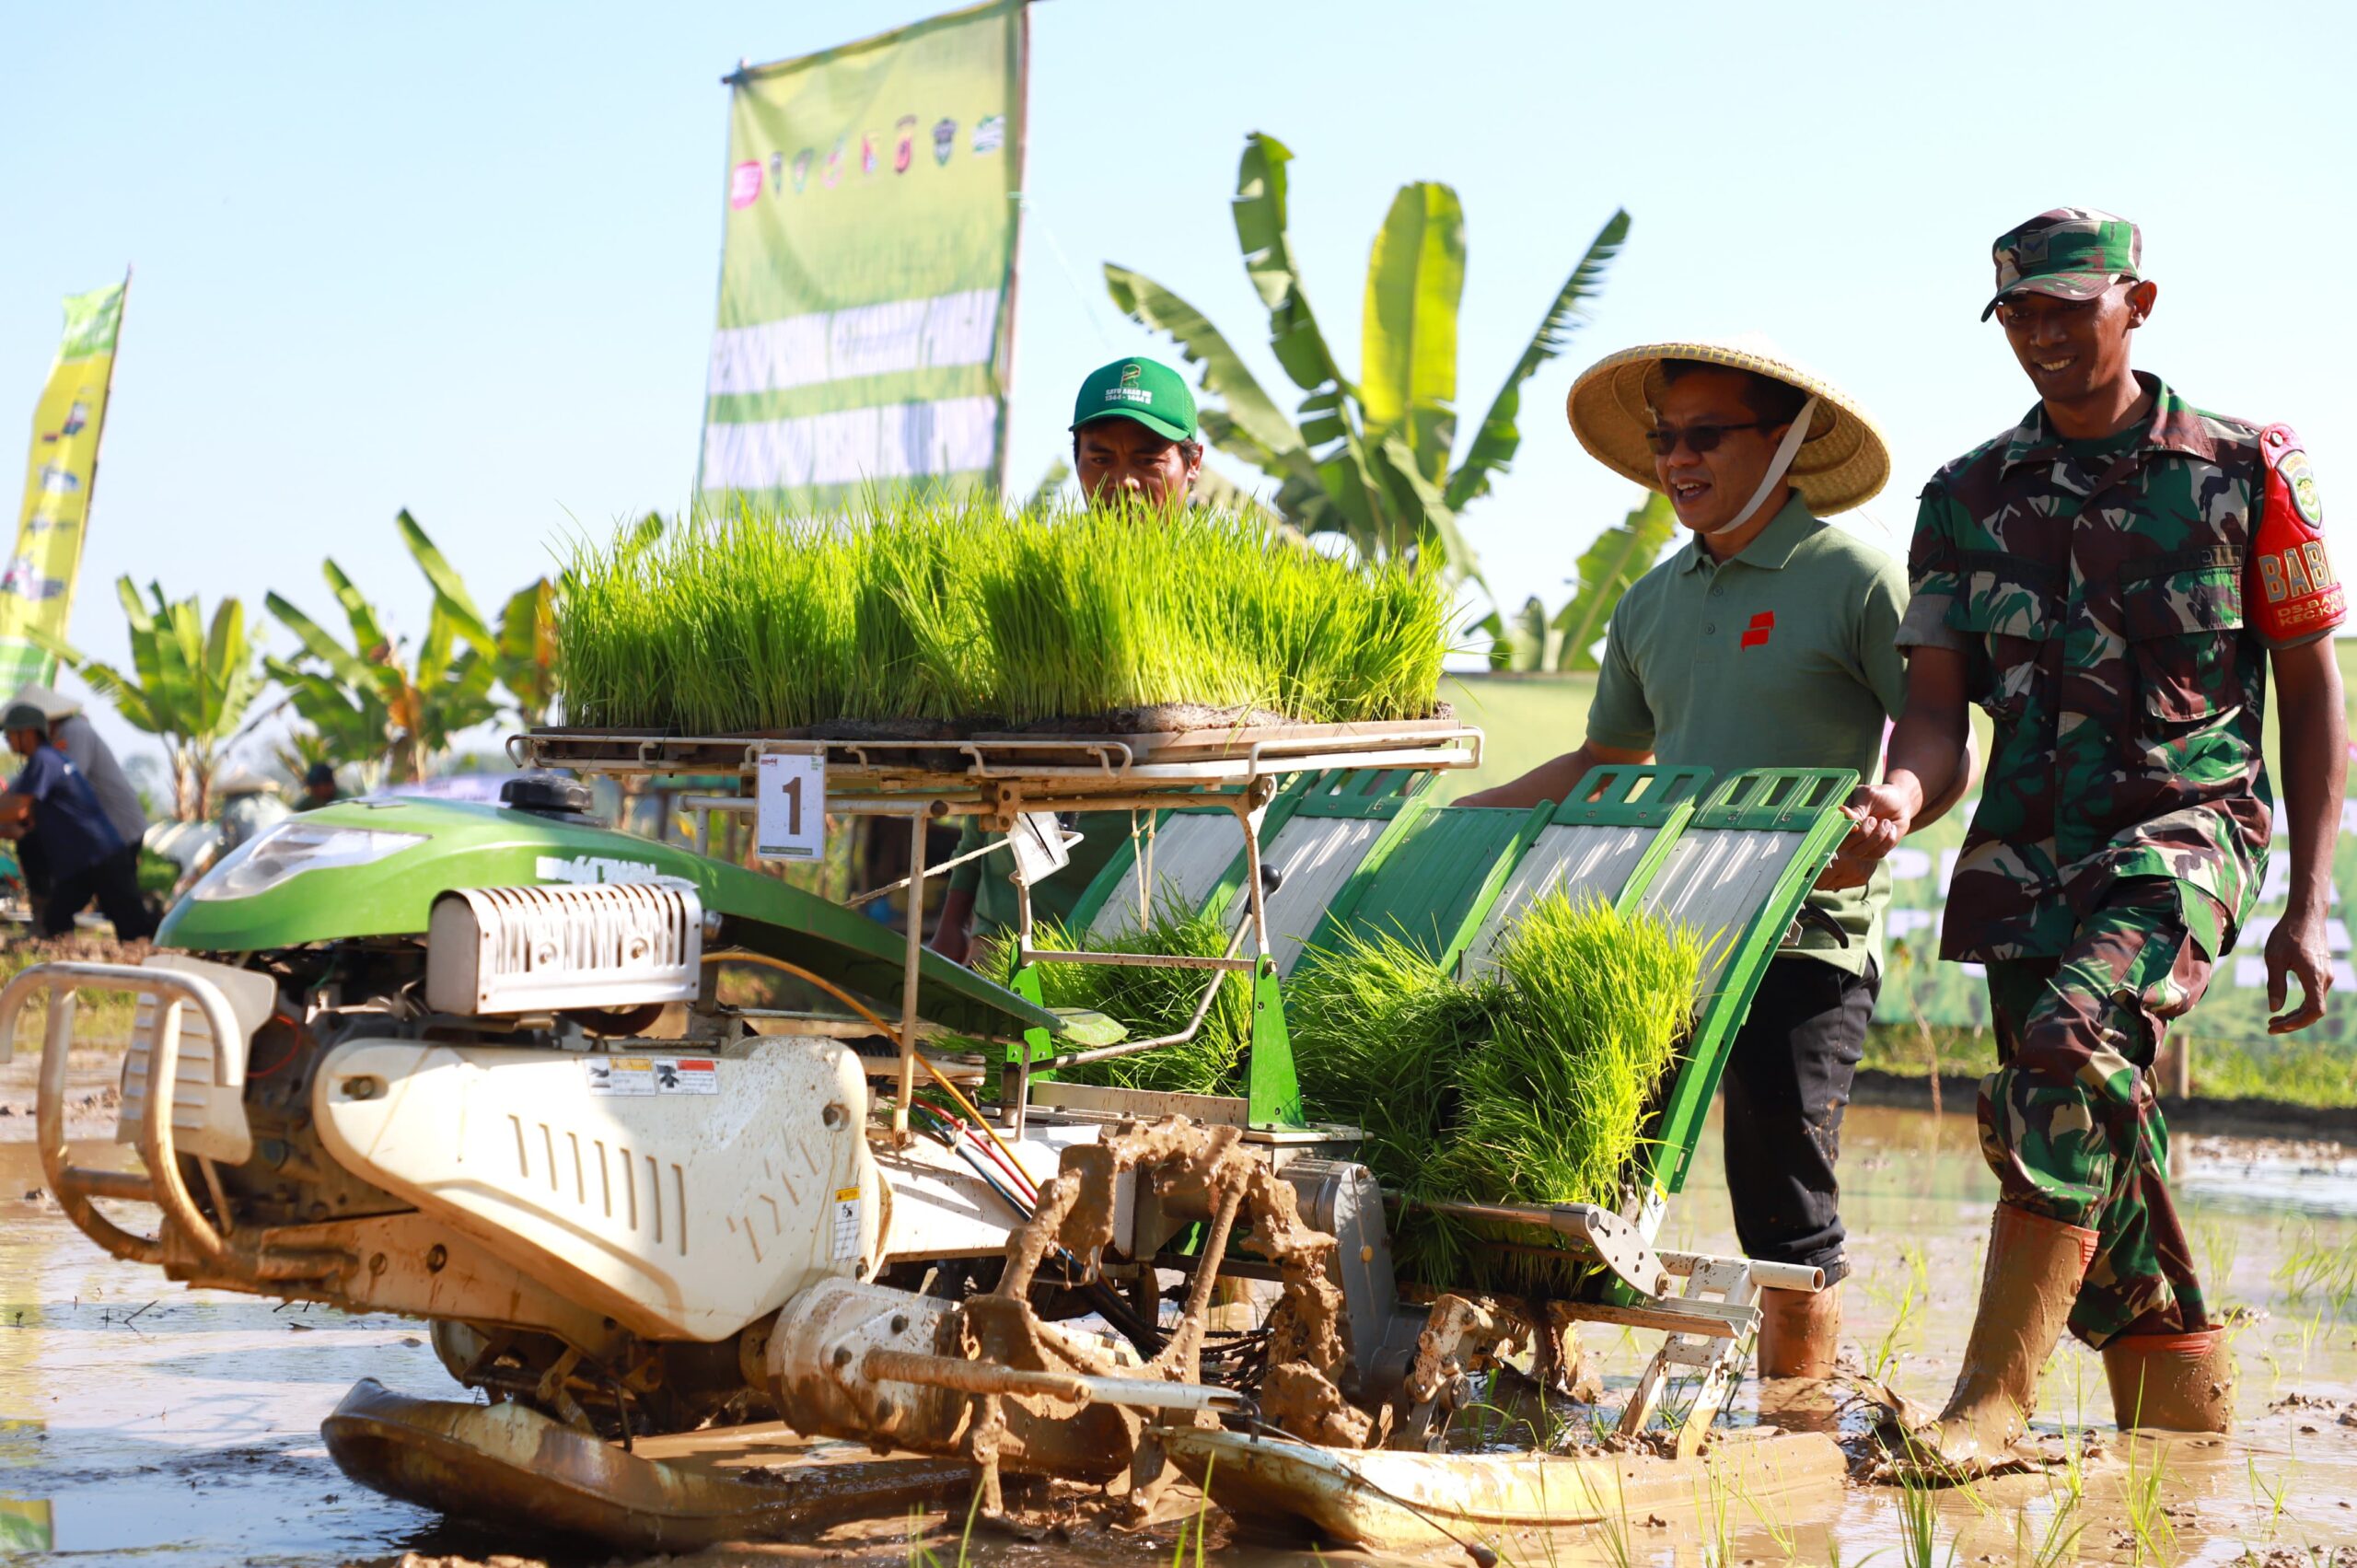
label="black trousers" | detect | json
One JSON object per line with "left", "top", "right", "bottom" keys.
{"left": 39, "top": 843, "right": 157, "bottom": 941}
{"left": 1719, "top": 955, "right": 1877, "bottom": 1286}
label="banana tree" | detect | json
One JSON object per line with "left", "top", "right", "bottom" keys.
{"left": 32, "top": 581, "right": 267, "bottom": 820}
{"left": 1106, "top": 132, "right": 1629, "bottom": 585}
{"left": 266, "top": 511, "right": 500, "bottom": 784}
{"left": 493, "top": 578, "right": 557, "bottom": 727}
{"left": 1476, "top": 492, "right": 1676, "bottom": 671}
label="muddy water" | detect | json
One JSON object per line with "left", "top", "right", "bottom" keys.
{"left": 1, "top": 1108, "right": 2354, "bottom": 1565}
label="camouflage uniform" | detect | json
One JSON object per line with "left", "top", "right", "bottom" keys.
{"left": 1904, "top": 369, "right": 2335, "bottom": 1346}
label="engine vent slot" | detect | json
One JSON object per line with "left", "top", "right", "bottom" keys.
{"left": 426, "top": 884, "right": 703, "bottom": 1017}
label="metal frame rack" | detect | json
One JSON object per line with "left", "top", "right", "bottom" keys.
{"left": 516, "top": 722, "right": 1484, "bottom": 1139}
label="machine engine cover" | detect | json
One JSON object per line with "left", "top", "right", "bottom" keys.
{"left": 425, "top": 883, "right": 702, "bottom": 1016}
{"left": 310, "top": 1035, "right": 878, "bottom": 1341}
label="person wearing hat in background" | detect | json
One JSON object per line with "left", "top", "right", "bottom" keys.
{"left": 295, "top": 761, "right": 343, "bottom": 812}
{"left": 1460, "top": 337, "right": 1972, "bottom": 1386}
{"left": 1840, "top": 210, "right": 2346, "bottom": 1469}
{"left": 6, "top": 683, "right": 149, "bottom": 921}
{"left": 930, "top": 356, "right": 1203, "bottom": 965}
{"left": 0, "top": 702, "right": 157, "bottom": 939}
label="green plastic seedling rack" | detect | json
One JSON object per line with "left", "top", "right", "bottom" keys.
{"left": 1631, "top": 766, "right": 1859, "bottom": 1200}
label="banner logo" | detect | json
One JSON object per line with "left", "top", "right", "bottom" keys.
{"left": 729, "top": 160, "right": 763, "bottom": 208}
{"left": 934, "top": 117, "right": 957, "bottom": 166}
{"left": 973, "top": 113, "right": 1005, "bottom": 155}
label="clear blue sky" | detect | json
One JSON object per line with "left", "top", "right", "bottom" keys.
{"left": 5, "top": 0, "right": 2352, "bottom": 774}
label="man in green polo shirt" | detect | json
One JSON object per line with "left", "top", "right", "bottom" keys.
{"left": 1462, "top": 338, "right": 1968, "bottom": 1382}
{"left": 930, "top": 355, "right": 1205, "bottom": 965}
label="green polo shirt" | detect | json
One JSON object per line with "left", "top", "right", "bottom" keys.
{"left": 1588, "top": 492, "right": 1910, "bottom": 976}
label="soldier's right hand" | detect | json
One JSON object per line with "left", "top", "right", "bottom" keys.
{"left": 1816, "top": 783, "right": 1913, "bottom": 890}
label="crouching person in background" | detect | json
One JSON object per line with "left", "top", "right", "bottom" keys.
{"left": 0, "top": 702, "right": 157, "bottom": 941}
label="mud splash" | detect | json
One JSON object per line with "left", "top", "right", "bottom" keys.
{"left": 3, "top": 1108, "right": 2356, "bottom": 1563}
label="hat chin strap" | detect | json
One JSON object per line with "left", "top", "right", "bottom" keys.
{"left": 1706, "top": 395, "right": 1819, "bottom": 537}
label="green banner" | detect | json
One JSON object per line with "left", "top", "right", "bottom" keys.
{"left": 4, "top": 278, "right": 127, "bottom": 694}
{"left": 700, "top": 1, "right": 1028, "bottom": 510}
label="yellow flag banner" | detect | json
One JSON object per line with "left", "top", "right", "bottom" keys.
{"left": 4, "top": 278, "right": 127, "bottom": 691}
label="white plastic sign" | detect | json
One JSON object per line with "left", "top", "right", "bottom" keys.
{"left": 756, "top": 749, "right": 826, "bottom": 862}
{"left": 1007, "top": 811, "right": 1073, "bottom": 887}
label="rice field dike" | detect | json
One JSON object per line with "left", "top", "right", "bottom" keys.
{"left": 553, "top": 496, "right": 1454, "bottom": 734}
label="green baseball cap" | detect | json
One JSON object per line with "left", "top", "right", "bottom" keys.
{"left": 1072, "top": 356, "right": 1198, "bottom": 443}
{"left": 1981, "top": 207, "right": 2142, "bottom": 320}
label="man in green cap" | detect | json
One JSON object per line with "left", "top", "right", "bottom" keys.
{"left": 1844, "top": 209, "right": 2346, "bottom": 1466}
{"left": 929, "top": 355, "right": 1203, "bottom": 964}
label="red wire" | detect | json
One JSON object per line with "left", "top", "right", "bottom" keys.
{"left": 915, "top": 1096, "right": 1038, "bottom": 1202}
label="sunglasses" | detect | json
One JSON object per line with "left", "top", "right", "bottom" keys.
{"left": 1643, "top": 420, "right": 1771, "bottom": 457}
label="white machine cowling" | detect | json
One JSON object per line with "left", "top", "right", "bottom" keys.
{"left": 425, "top": 883, "right": 703, "bottom": 1016}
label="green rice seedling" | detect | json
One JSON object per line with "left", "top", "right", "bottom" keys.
{"left": 1692, "top": 1461, "right": 1736, "bottom": 1568}
{"left": 1168, "top": 1451, "right": 1214, "bottom": 1568}
{"left": 1727, "top": 1446, "right": 1798, "bottom": 1560}
{"left": 843, "top": 505, "right": 996, "bottom": 721}
{"left": 1431, "top": 897, "right": 1701, "bottom": 1290}
{"left": 2014, "top": 1486, "right": 2082, "bottom": 1568}
{"left": 2274, "top": 1230, "right": 2357, "bottom": 1322}
{"left": 1894, "top": 1476, "right": 1955, "bottom": 1568}
{"left": 1287, "top": 895, "right": 1699, "bottom": 1292}
{"left": 1574, "top": 1462, "right": 1637, "bottom": 1568}
{"left": 2247, "top": 1455, "right": 2288, "bottom": 1539}
{"left": 1288, "top": 924, "right": 1502, "bottom": 1274}
{"left": 983, "top": 909, "right": 1253, "bottom": 1096}
{"left": 2196, "top": 1216, "right": 2243, "bottom": 1300}
{"left": 552, "top": 494, "right": 1451, "bottom": 733}
{"left": 2119, "top": 1434, "right": 2176, "bottom": 1563}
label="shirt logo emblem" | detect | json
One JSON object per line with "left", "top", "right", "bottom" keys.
{"left": 1740, "top": 610, "right": 1774, "bottom": 649}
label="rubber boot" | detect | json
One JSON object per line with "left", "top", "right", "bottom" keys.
{"left": 2104, "top": 1328, "right": 2235, "bottom": 1434}
{"left": 1900, "top": 1205, "right": 2097, "bottom": 1477}
{"left": 1757, "top": 1283, "right": 1841, "bottom": 1380}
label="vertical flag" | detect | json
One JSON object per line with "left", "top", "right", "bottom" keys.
{"left": 699, "top": 1, "right": 1028, "bottom": 510}
{"left": 5, "top": 277, "right": 128, "bottom": 691}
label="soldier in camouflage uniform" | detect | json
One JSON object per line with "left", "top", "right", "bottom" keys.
{"left": 1839, "top": 210, "right": 2348, "bottom": 1469}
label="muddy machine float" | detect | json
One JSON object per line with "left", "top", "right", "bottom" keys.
{"left": 3, "top": 719, "right": 1860, "bottom": 1556}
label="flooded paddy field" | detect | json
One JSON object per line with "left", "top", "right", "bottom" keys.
{"left": 3, "top": 1094, "right": 2356, "bottom": 1565}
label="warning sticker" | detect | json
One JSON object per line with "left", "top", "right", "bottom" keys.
{"left": 831, "top": 1187, "right": 862, "bottom": 1260}
{"left": 585, "top": 1057, "right": 655, "bottom": 1097}
{"left": 654, "top": 1058, "right": 718, "bottom": 1095}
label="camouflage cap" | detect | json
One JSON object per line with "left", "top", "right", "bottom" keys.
{"left": 1981, "top": 207, "right": 2142, "bottom": 320}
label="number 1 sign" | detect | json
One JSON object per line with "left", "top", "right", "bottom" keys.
{"left": 755, "top": 749, "right": 827, "bottom": 862}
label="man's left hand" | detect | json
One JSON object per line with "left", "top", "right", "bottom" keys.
{"left": 2266, "top": 907, "right": 2335, "bottom": 1033}
{"left": 1816, "top": 783, "right": 1912, "bottom": 891}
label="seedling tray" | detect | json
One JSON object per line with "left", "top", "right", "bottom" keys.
{"left": 515, "top": 720, "right": 1481, "bottom": 796}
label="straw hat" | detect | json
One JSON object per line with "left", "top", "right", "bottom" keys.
{"left": 1566, "top": 334, "right": 1889, "bottom": 516}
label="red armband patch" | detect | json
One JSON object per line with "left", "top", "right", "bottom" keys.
{"left": 2251, "top": 424, "right": 2345, "bottom": 644}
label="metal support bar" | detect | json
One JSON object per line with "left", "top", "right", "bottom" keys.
{"left": 862, "top": 1350, "right": 1250, "bottom": 1414}
{"left": 1019, "top": 949, "right": 1255, "bottom": 973}
{"left": 893, "top": 812, "right": 929, "bottom": 1140}
{"left": 1402, "top": 1197, "right": 1671, "bottom": 1298}
{"left": 1659, "top": 1251, "right": 1823, "bottom": 1293}
{"left": 0, "top": 962, "right": 250, "bottom": 1272}
{"left": 1031, "top": 888, "right": 1257, "bottom": 1074}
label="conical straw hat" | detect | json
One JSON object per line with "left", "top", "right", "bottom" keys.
{"left": 1566, "top": 334, "right": 1890, "bottom": 516}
